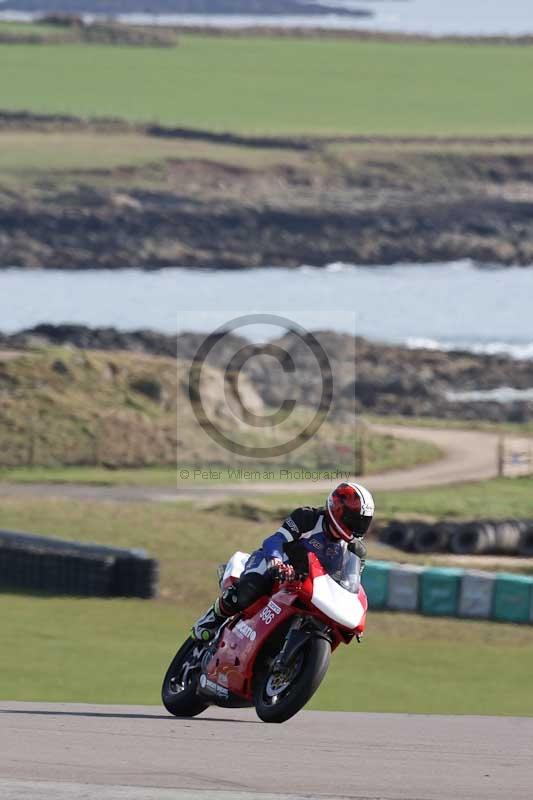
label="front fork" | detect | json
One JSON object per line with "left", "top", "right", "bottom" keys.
{"left": 273, "top": 616, "right": 331, "bottom": 672}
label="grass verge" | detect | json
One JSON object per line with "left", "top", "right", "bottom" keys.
{"left": 367, "top": 414, "right": 533, "bottom": 436}
{"left": 0, "top": 430, "right": 441, "bottom": 485}
{"left": 245, "top": 477, "right": 533, "bottom": 522}
{"left": 0, "top": 484, "right": 532, "bottom": 603}
{"left": 2, "top": 594, "right": 533, "bottom": 715}
{"left": 1, "top": 493, "right": 533, "bottom": 712}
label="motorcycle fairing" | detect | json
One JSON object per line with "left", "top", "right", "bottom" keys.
{"left": 311, "top": 573, "right": 367, "bottom": 630}
{"left": 202, "top": 586, "right": 300, "bottom": 702}
{"left": 220, "top": 551, "right": 250, "bottom": 589}
{"left": 202, "top": 550, "right": 368, "bottom": 704}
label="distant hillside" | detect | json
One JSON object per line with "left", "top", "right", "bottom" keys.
{"left": 3, "top": 0, "right": 370, "bottom": 16}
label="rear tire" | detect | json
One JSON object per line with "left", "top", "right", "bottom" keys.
{"left": 161, "top": 637, "right": 208, "bottom": 718}
{"left": 254, "top": 636, "right": 331, "bottom": 723}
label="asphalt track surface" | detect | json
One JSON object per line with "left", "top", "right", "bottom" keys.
{"left": 1, "top": 702, "right": 532, "bottom": 800}
{"left": 0, "top": 426, "right": 502, "bottom": 505}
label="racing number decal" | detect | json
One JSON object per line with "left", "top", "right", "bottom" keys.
{"left": 260, "top": 600, "right": 282, "bottom": 625}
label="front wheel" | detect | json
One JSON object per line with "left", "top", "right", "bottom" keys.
{"left": 254, "top": 636, "right": 331, "bottom": 723}
{"left": 161, "top": 637, "right": 208, "bottom": 718}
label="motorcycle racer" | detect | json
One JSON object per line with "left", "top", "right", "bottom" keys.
{"left": 193, "top": 482, "right": 374, "bottom": 642}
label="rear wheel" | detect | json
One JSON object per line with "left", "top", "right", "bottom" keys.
{"left": 161, "top": 637, "right": 208, "bottom": 718}
{"left": 254, "top": 636, "right": 331, "bottom": 723}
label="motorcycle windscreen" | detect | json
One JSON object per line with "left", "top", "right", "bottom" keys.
{"left": 311, "top": 573, "right": 366, "bottom": 630}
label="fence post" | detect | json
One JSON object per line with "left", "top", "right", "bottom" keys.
{"left": 497, "top": 435, "right": 505, "bottom": 478}
{"left": 92, "top": 419, "right": 101, "bottom": 466}
{"left": 358, "top": 423, "right": 367, "bottom": 476}
{"left": 28, "top": 417, "right": 37, "bottom": 467}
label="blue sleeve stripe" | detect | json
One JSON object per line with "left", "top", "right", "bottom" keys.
{"left": 262, "top": 532, "right": 287, "bottom": 560}
{"left": 276, "top": 527, "right": 294, "bottom": 542}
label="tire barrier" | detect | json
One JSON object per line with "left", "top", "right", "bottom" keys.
{"left": 519, "top": 523, "right": 533, "bottom": 556}
{"left": 450, "top": 521, "right": 498, "bottom": 555}
{"left": 0, "top": 529, "right": 159, "bottom": 599}
{"left": 381, "top": 519, "right": 533, "bottom": 556}
{"left": 412, "top": 522, "right": 456, "bottom": 553}
{"left": 362, "top": 561, "right": 533, "bottom": 624}
{"left": 379, "top": 521, "right": 429, "bottom": 552}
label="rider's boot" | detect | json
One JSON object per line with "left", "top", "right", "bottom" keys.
{"left": 192, "top": 587, "right": 239, "bottom": 642}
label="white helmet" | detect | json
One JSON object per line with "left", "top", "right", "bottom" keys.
{"left": 325, "top": 482, "right": 375, "bottom": 541}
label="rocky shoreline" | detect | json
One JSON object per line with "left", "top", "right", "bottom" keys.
{"left": 3, "top": 325, "right": 532, "bottom": 423}
{"left": 2, "top": 115, "right": 533, "bottom": 269}
{"left": 4, "top": 193, "right": 533, "bottom": 270}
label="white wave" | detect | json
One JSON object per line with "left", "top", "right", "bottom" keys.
{"left": 406, "top": 338, "right": 533, "bottom": 361}
{"left": 405, "top": 337, "right": 443, "bottom": 351}
{"left": 302, "top": 258, "right": 481, "bottom": 273}
{"left": 447, "top": 387, "right": 533, "bottom": 403}
{"left": 324, "top": 262, "right": 354, "bottom": 273}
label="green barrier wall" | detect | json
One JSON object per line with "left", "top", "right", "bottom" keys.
{"left": 419, "top": 567, "right": 464, "bottom": 617}
{"left": 493, "top": 573, "right": 533, "bottom": 624}
{"left": 361, "top": 561, "right": 391, "bottom": 609}
{"left": 363, "top": 560, "right": 533, "bottom": 624}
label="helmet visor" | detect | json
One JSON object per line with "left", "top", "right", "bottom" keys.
{"left": 342, "top": 508, "right": 372, "bottom": 537}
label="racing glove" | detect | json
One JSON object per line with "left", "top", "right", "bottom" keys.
{"left": 267, "top": 558, "right": 295, "bottom": 582}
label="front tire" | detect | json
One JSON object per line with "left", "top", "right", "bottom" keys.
{"left": 254, "top": 636, "right": 331, "bottom": 723}
{"left": 161, "top": 637, "right": 208, "bottom": 718}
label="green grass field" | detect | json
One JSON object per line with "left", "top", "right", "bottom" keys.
{"left": 3, "top": 130, "right": 533, "bottom": 188}
{"left": 0, "top": 21, "right": 60, "bottom": 35}
{"left": 367, "top": 414, "right": 533, "bottom": 436}
{"left": 2, "top": 594, "right": 533, "bottom": 715}
{"left": 1, "top": 37, "right": 533, "bottom": 135}
{"left": 0, "top": 130, "right": 303, "bottom": 177}
{"left": 0, "top": 479, "right": 532, "bottom": 600}
{"left": 230, "top": 476, "right": 533, "bottom": 523}
{"left": 1, "top": 487, "right": 532, "bottom": 713}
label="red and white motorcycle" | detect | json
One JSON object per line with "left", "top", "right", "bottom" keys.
{"left": 162, "top": 547, "right": 367, "bottom": 723}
